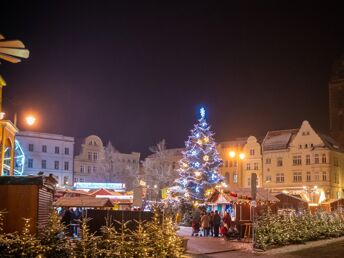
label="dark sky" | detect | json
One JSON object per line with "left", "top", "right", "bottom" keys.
{"left": 1, "top": 1, "right": 344, "bottom": 156}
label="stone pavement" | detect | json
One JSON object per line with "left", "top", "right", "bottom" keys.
{"left": 178, "top": 226, "right": 252, "bottom": 256}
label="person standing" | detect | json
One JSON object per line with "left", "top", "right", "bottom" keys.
{"left": 209, "top": 211, "right": 214, "bottom": 236}
{"left": 213, "top": 210, "right": 221, "bottom": 237}
{"left": 201, "top": 212, "right": 210, "bottom": 237}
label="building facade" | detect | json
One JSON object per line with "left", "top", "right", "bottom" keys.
{"left": 16, "top": 131, "right": 74, "bottom": 187}
{"left": 73, "top": 135, "right": 140, "bottom": 190}
{"left": 218, "top": 136, "right": 263, "bottom": 189}
{"left": 261, "top": 120, "right": 344, "bottom": 201}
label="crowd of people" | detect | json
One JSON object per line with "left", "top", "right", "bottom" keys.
{"left": 191, "top": 210, "right": 238, "bottom": 238}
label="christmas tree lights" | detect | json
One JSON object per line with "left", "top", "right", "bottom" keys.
{"left": 175, "top": 107, "right": 223, "bottom": 202}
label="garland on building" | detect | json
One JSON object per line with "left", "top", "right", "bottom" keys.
{"left": 175, "top": 107, "right": 223, "bottom": 202}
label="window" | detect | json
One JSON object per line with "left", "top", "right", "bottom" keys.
{"left": 311, "top": 143, "right": 314, "bottom": 147}
{"left": 306, "top": 155, "right": 311, "bottom": 165}
{"left": 54, "top": 161, "right": 59, "bottom": 170}
{"left": 314, "top": 154, "right": 319, "bottom": 164}
{"left": 93, "top": 152, "right": 98, "bottom": 161}
{"left": 265, "top": 158, "right": 271, "bottom": 164}
{"left": 292, "top": 155, "right": 302, "bottom": 166}
{"left": 277, "top": 158, "right": 283, "bottom": 167}
{"left": 225, "top": 172, "right": 230, "bottom": 184}
{"left": 63, "top": 176, "right": 69, "bottom": 185}
{"left": 276, "top": 173, "right": 284, "bottom": 183}
{"left": 306, "top": 172, "right": 311, "bottom": 182}
{"left": 64, "top": 161, "right": 69, "bottom": 171}
{"left": 299, "top": 145, "right": 302, "bottom": 149}
{"left": 41, "top": 160, "right": 46, "bottom": 169}
{"left": 334, "top": 157, "right": 339, "bottom": 167}
{"left": 248, "top": 177, "right": 251, "bottom": 187}
{"left": 293, "top": 172, "right": 302, "bottom": 182}
{"left": 65, "top": 148, "right": 69, "bottom": 155}
{"left": 55, "top": 146, "right": 60, "bottom": 154}
{"left": 229, "top": 161, "right": 233, "bottom": 167}
{"left": 246, "top": 163, "right": 251, "bottom": 170}
{"left": 305, "top": 144, "right": 308, "bottom": 149}
{"left": 233, "top": 161, "right": 237, "bottom": 167}
{"left": 79, "top": 178, "right": 85, "bottom": 182}
{"left": 233, "top": 173, "right": 238, "bottom": 184}
{"left": 250, "top": 149, "right": 255, "bottom": 156}
{"left": 87, "top": 166, "right": 91, "bottom": 173}
{"left": 254, "top": 162, "right": 258, "bottom": 170}
{"left": 80, "top": 165, "right": 84, "bottom": 173}
{"left": 321, "top": 154, "right": 327, "bottom": 164}
{"left": 322, "top": 171, "right": 327, "bottom": 181}
{"left": 28, "top": 144, "right": 34, "bottom": 152}
{"left": 42, "top": 145, "right": 47, "bottom": 153}
{"left": 93, "top": 166, "right": 96, "bottom": 172}
{"left": 88, "top": 152, "right": 92, "bottom": 161}
{"left": 314, "top": 171, "right": 320, "bottom": 181}
{"left": 74, "top": 178, "right": 78, "bottom": 182}
{"left": 265, "top": 175, "right": 272, "bottom": 182}
{"left": 28, "top": 158, "right": 33, "bottom": 168}
{"left": 225, "top": 160, "right": 229, "bottom": 167}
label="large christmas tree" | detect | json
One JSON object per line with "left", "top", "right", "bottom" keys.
{"left": 176, "top": 107, "right": 223, "bottom": 202}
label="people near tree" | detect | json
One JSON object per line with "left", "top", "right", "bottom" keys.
{"left": 209, "top": 211, "right": 214, "bottom": 236}
{"left": 213, "top": 210, "right": 221, "bottom": 237}
{"left": 200, "top": 212, "right": 210, "bottom": 237}
{"left": 191, "top": 216, "right": 200, "bottom": 237}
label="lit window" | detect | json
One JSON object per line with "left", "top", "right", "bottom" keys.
{"left": 246, "top": 163, "right": 251, "bottom": 170}
{"left": 321, "top": 154, "right": 326, "bottom": 164}
{"left": 28, "top": 158, "right": 33, "bottom": 168}
{"left": 63, "top": 176, "right": 68, "bottom": 185}
{"left": 42, "top": 145, "right": 47, "bottom": 153}
{"left": 322, "top": 171, "right": 327, "bottom": 181}
{"left": 265, "top": 175, "right": 272, "bottom": 182}
{"left": 28, "top": 144, "right": 34, "bottom": 152}
{"left": 233, "top": 173, "right": 238, "bottom": 184}
{"left": 254, "top": 162, "right": 258, "bottom": 170}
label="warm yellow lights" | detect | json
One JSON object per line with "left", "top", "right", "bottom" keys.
{"left": 204, "top": 137, "right": 209, "bottom": 143}
{"left": 197, "top": 139, "right": 202, "bottom": 145}
{"left": 203, "top": 155, "right": 209, "bottom": 161}
{"left": 194, "top": 171, "right": 201, "bottom": 177}
{"left": 25, "top": 115, "right": 36, "bottom": 126}
{"left": 229, "top": 151, "right": 236, "bottom": 158}
{"left": 239, "top": 153, "right": 246, "bottom": 160}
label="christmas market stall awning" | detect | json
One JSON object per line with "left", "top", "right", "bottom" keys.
{"left": 207, "top": 190, "right": 236, "bottom": 204}
{"left": 227, "top": 188, "right": 279, "bottom": 202}
{"left": 53, "top": 197, "right": 114, "bottom": 208}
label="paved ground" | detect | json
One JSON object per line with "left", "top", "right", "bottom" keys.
{"left": 179, "top": 226, "right": 344, "bottom": 258}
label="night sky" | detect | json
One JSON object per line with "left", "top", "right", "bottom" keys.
{"left": 1, "top": 1, "right": 344, "bottom": 156}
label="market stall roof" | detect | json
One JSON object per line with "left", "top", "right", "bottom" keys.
{"left": 53, "top": 197, "right": 114, "bottom": 208}
{"left": 226, "top": 188, "right": 279, "bottom": 202}
{"left": 207, "top": 191, "right": 235, "bottom": 203}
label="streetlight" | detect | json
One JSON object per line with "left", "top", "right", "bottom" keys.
{"left": 25, "top": 115, "right": 36, "bottom": 126}
{"left": 228, "top": 150, "right": 246, "bottom": 187}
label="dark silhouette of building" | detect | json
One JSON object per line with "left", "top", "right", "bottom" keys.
{"left": 329, "top": 53, "right": 344, "bottom": 146}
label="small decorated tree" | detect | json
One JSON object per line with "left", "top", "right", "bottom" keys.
{"left": 175, "top": 107, "right": 223, "bottom": 202}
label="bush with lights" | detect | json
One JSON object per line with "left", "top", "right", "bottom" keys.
{"left": 174, "top": 107, "right": 223, "bottom": 203}
{"left": 254, "top": 210, "right": 344, "bottom": 250}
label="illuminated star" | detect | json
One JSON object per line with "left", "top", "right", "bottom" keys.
{"left": 200, "top": 107, "right": 205, "bottom": 118}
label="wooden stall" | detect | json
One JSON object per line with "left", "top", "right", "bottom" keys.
{"left": 320, "top": 199, "right": 344, "bottom": 212}
{"left": 274, "top": 193, "right": 309, "bottom": 214}
{"left": 0, "top": 175, "right": 56, "bottom": 234}
{"left": 53, "top": 196, "right": 114, "bottom": 209}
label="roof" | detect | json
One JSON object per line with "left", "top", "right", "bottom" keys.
{"left": 53, "top": 197, "right": 114, "bottom": 208}
{"left": 208, "top": 189, "right": 279, "bottom": 203}
{"left": 318, "top": 133, "right": 344, "bottom": 152}
{"left": 0, "top": 175, "right": 57, "bottom": 190}
{"left": 262, "top": 129, "right": 298, "bottom": 151}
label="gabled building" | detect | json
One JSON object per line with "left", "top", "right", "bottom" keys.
{"left": 262, "top": 120, "right": 344, "bottom": 201}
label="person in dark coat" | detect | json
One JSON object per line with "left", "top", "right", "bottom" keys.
{"left": 213, "top": 210, "right": 221, "bottom": 237}
{"left": 61, "top": 208, "right": 74, "bottom": 235}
